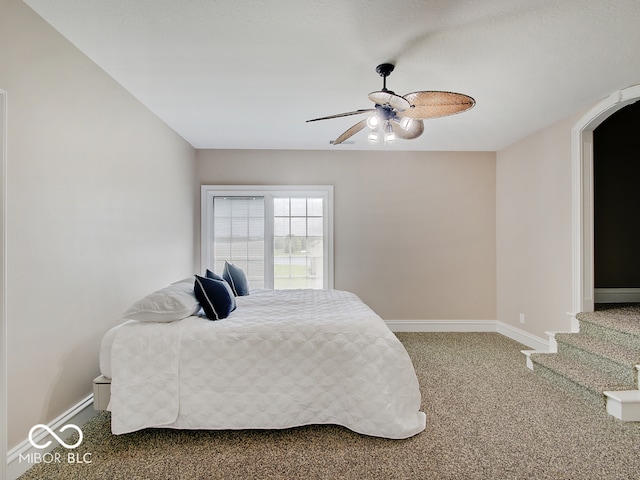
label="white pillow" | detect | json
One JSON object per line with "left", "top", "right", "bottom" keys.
{"left": 171, "top": 276, "right": 196, "bottom": 285}
{"left": 120, "top": 281, "right": 199, "bottom": 322}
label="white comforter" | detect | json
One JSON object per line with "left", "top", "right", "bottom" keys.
{"left": 103, "top": 289, "right": 426, "bottom": 439}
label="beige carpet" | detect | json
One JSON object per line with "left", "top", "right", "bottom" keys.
{"left": 19, "top": 333, "right": 640, "bottom": 479}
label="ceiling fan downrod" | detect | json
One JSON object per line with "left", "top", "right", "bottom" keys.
{"left": 375, "top": 63, "right": 395, "bottom": 92}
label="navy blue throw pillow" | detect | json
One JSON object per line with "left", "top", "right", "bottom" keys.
{"left": 193, "top": 275, "right": 236, "bottom": 320}
{"left": 206, "top": 269, "right": 225, "bottom": 282}
{"left": 222, "top": 261, "right": 249, "bottom": 296}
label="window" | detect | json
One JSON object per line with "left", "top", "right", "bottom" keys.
{"left": 212, "top": 196, "right": 265, "bottom": 288}
{"left": 202, "top": 186, "right": 333, "bottom": 289}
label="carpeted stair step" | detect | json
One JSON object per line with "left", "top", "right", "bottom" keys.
{"left": 554, "top": 332, "right": 640, "bottom": 387}
{"left": 529, "top": 352, "right": 632, "bottom": 408}
{"left": 576, "top": 308, "right": 640, "bottom": 351}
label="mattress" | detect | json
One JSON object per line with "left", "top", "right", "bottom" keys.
{"left": 100, "top": 288, "right": 426, "bottom": 439}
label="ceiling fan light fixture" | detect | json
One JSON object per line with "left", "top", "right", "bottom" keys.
{"left": 384, "top": 122, "right": 395, "bottom": 143}
{"left": 400, "top": 116, "right": 413, "bottom": 130}
{"left": 366, "top": 114, "right": 380, "bottom": 129}
{"left": 392, "top": 116, "right": 413, "bottom": 131}
{"left": 307, "top": 63, "right": 474, "bottom": 145}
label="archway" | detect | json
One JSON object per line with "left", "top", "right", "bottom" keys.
{"left": 571, "top": 84, "right": 640, "bottom": 330}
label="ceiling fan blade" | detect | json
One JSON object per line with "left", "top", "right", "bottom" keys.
{"left": 331, "top": 119, "right": 367, "bottom": 145}
{"left": 368, "top": 91, "right": 411, "bottom": 112}
{"left": 402, "top": 91, "right": 475, "bottom": 119}
{"left": 306, "top": 109, "right": 374, "bottom": 122}
{"left": 393, "top": 118, "right": 424, "bottom": 140}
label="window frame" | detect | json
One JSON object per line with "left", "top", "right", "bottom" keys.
{"left": 201, "top": 185, "right": 334, "bottom": 289}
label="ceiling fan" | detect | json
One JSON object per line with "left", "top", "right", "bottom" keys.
{"left": 306, "top": 63, "right": 475, "bottom": 145}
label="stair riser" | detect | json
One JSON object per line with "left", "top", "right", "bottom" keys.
{"left": 531, "top": 307, "right": 640, "bottom": 421}
{"left": 532, "top": 361, "right": 606, "bottom": 409}
{"left": 579, "top": 320, "right": 640, "bottom": 351}
{"left": 556, "top": 342, "right": 638, "bottom": 387}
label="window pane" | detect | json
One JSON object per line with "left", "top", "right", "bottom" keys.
{"left": 246, "top": 259, "right": 264, "bottom": 287}
{"left": 273, "top": 196, "right": 324, "bottom": 290}
{"left": 231, "top": 199, "right": 249, "bottom": 216}
{"left": 290, "top": 198, "right": 306, "bottom": 216}
{"left": 248, "top": 217, "right": 262, "bottom": 237}
{"left": 308, "top": 217, "right": 323, "bottom": 236}
{"left": 231, "top": 217, "right": 249, "bottom": 237}
{"left": 248, "top": 239, "right": 264, "bottom": 256}
{"left": 290, "top": 217, "right": 306, "bottom": 237}
{"left": 273, "top": 217, "right": 289, "bottom": 237}
{"left": 248, "top": 198, "right": 263, "bottom": 216}
{"left": 214, "top": 219, "right": 231, "bottom": 237}
{"left": 308, "top": 198, "right": 323, "bottom": 217}
{"left": 230, "top": 242, "right": 247, "bottom": 258}
{"left": 213, "top": 196, "right": 264, "bottom": 289}
{"left": 216, "top": 200, "right": 231, "bottom": 217}
{"left": 273, "top": 198, "right": 289, "bottom": 216}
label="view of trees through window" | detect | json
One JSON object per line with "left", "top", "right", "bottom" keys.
{"left": 273, "top": 197, "right": 323, "bottom": 289}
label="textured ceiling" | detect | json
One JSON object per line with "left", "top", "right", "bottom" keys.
{"left": 22, "top": 0, "right": 640, "bottom": 151}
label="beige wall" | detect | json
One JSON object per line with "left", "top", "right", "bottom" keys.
{"left": 1, "top": 1, "right": 196, "bottom": 448}
{"left": 3, "top": 0, "right": 597, "bottom": 453}
{"left": 197, "top": 149, "right": 497, "bottom": 321}
{"left": 496, "top": 112, "right": 583, "bottom": 339}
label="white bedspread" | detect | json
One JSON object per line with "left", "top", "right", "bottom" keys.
{"left": 104, "top": 289, "right": 426, "bottom": 439}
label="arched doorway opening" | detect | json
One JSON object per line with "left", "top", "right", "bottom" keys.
{"left": 571, "top": 84, "right": 640, "bottom": 329}
{"left": 593, "top": 101, "right": 640, "bottom": 303}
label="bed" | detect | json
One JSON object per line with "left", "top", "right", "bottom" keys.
{"left": 95, "top": 278, "right": 426, "bottom": 440}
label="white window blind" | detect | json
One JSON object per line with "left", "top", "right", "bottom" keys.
{"left": 212, "top": 196, "right": 265, "bottom": 289}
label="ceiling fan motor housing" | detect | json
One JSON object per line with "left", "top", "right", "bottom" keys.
{"left": 375, "top": 104, "right": 396, "bottom": 120}
{"left": 375, "top": 63, "right": 395, "bottom": 78}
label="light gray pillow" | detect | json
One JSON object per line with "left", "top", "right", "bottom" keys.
{"left": 120, "top": 281, "right": 200, "bottom": 322}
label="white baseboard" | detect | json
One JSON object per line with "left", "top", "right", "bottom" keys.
{"left": 6, "top": 394, "right": 97, "bottom": 480}
{"left": 385, "top": 319, "right": 496, "bottom": 333}
{"left": 386, "top": 319, "right": 549, "bottom": 351}
{"left": 496, "top": 321, "right": 549, "bottom": 351}
{"left": 594, "top": 288, "right": 640, "bottom": 303}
